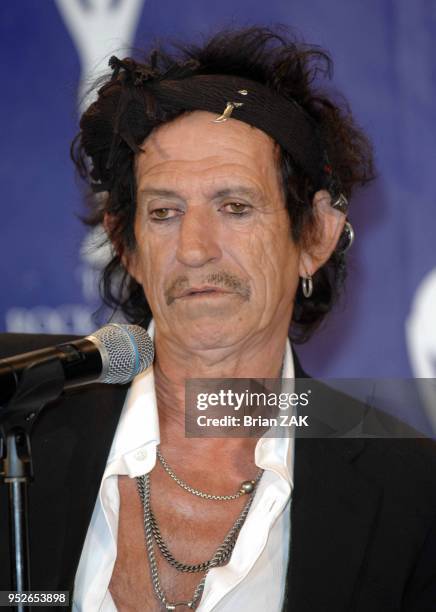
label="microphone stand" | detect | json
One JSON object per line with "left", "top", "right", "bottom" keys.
{"left": 0, "top": 357, "right": 65, "bottom": 612}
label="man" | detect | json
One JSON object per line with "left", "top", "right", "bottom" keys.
{"left": 1, "top": 27, "right": 436, "bottom": 611}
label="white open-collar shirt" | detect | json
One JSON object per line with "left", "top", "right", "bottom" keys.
{"left": 73, "top": 324, "right": 295, "bottom": 611}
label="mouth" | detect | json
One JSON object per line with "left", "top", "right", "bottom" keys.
{"left": 178, "top": 286, "right": 233, "bottom": 299}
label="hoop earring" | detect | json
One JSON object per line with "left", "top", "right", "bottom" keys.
{"left": 301, "top": 276, "right": 313, "bottom": 298}
{"left": 342, "top": 221, "right": 355, "bottom": 251}
{"left": 337, "top": 221, "right": 355, "bottom": 253}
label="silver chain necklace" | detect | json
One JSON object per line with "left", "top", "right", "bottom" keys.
{"left": 156, "top": 448, "right": 262, "bottom": 500}
{"left": 136, "top": 469, "right": 263, "bottom": 610}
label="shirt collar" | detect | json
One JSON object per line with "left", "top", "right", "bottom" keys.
{"left": 255, "top": 337, "right": 295, "bottom": 487}
{"left": 105, "top": 320, "right": 159, "bottom": 477}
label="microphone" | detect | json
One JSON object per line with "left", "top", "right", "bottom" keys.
{"left": 0, "top": 324, "right": 154, "bottom": 405}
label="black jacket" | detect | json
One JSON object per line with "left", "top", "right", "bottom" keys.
{"left": 1, "top": 333, "right": 436, "bottom": 611}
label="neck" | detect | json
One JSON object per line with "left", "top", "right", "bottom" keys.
{"left": 153, "top": 322, "right": 289, "bottom": 455}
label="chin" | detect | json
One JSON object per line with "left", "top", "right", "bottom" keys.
{"left": 171, "top": 317, "right": 250, "bottom": 351}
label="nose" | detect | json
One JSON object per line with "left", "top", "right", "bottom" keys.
{"left": 176, "top": 209, "right": 222, "bottom": 268}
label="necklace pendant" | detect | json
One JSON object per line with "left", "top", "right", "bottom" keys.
{"left": 240, "top": 480, "right": 255, "bottom": 494}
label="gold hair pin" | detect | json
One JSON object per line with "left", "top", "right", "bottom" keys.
{"left": 213, "top": 90, "right": 248, "bottom": 122}
{"left": 213, "top": 101, "right": 244, "bottom": 122}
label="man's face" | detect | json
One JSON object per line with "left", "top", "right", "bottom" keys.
{"left": 128, "top": 111, "right": 302, "bottom": 350}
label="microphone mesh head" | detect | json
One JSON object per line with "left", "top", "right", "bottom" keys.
{"left": 88, "top": 324, "right": 154, "bottom": 384}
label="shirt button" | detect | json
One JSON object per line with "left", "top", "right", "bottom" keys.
{"left": 134, "top": 448, "right": 148, "bottom": 461}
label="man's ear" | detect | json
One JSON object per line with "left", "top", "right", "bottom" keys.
{"left": 103, "top": 213, "right": 142, "bottom": 284}
{"left": 298, "top": 190, "right": 346, "bottom": 277}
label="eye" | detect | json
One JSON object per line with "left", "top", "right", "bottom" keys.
{"left": 221, "top": 202, "right": 252, "bottom": 215}
{"left": 149, "top": 208, "right": 180, "bottom": 221}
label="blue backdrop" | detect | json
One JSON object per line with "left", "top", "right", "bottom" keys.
{"left": 1, "top": 1, "right": 435, "bottom": 385}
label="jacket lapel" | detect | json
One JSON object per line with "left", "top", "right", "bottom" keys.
{"left": 27, "top": 383, "right": 128, "bottom": 593}
{"left": 284, "top": 437, "right": 382, "bottom": 611}
{"left": 284, "top": 352, "right": 382, "bottom": 611}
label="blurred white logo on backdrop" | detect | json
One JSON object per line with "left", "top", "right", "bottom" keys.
{"left": 406, "top": 267, "right": 436, "bottom": 431}
{"left": 55, "top": 0, "right": 145, "bottom": 111}
{"left": 5, "top": 0, "right": 144, "bottom": 335}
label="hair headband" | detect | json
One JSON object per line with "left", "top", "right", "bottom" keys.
{"left": 94, "top": 56, "right": 350, "bottom": 219}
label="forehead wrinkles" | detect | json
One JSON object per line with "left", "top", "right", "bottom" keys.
{"left": 144, "top": 127, "right": 266, "bottom": 162}
{"left": 135, "top": 113, "right": 285, "bottom": 207}
{"left": 135, "top": 155, "right": 283, "bottom": 206}
{"left": 136, "top": 145, "right": 274, "bottom": 180}
{"left": 136, "top": 111, "right": 278, "bottom": 172}
{"left": 136, "top": 165, "right": 269, "bottom": 200}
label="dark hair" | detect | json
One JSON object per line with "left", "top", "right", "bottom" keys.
{"left": 72, "top": 26, "right": 374, "bottom": 342}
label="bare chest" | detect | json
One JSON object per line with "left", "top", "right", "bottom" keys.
{"left": 108, "top": 474, "right": 249, "bottom": 611}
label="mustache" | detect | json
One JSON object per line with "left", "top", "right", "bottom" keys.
{"left": 165, "top": 271, "right": 251, "bottom": 305}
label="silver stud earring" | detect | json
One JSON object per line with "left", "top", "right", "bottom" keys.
{"left": 301, "top": 276, "right": 313, "bottom": 298}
